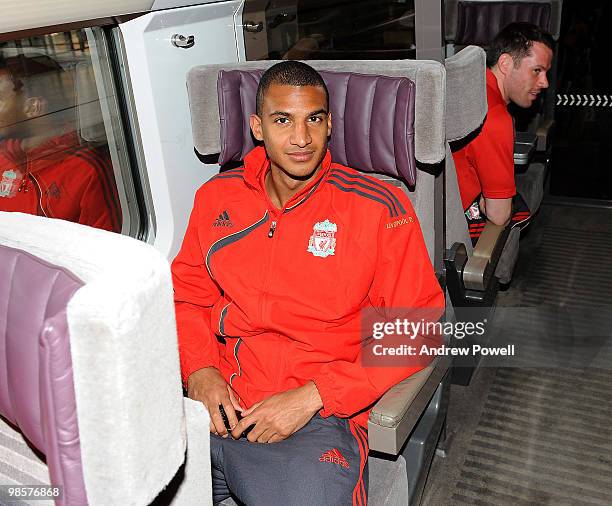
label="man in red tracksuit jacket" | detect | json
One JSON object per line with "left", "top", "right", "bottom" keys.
{"left": 452, "top": 22, "right": 554, "bottom": 244}
{"left": 172, "top": 61, "right": 444, "bottom": 505}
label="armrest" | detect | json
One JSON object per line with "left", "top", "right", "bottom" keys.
{"left": 368, "top": 357, "right": 450, "bottom": 454}
{"left": 463, "top": 220, "right": 509, "bottom": 291}
{"left": 514, "top": 132, "right": 537, "bottom": 166}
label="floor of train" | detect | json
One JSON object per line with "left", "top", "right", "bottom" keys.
{"left": 421, "top": 201, "right": 612, "bottom": 506}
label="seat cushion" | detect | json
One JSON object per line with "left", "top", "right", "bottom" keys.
{"left": 369, "top": 455, "right": 409, "bottom": 505}
{"left": 0, "top": 417, "right": 50, "bottom": 487}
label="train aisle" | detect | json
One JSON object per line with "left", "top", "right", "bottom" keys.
{"left": 422, "top": 202, "right": 612, "bottom": 505}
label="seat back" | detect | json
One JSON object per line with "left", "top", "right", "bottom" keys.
{"left": 0, "top": 244, "right": 86, "bottom": 504}
{"left": 0, "top": 212, "right": 201, "bottom": 505}
{"left": 444, "top": 46, "right": 488, "bottom": 255}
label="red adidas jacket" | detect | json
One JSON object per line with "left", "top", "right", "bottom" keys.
{"left": 0, "top": 132, "right": 121, "bottom": 232}
{"left": 172, "top": 146, "right": 444, "bottom": 426}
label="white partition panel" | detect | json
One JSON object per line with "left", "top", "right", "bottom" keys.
{"left": 119, "top": 1, "right": 244, "bottom": 259}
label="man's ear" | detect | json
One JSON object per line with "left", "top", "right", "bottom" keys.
{"left": 23, "top": 96, "right": 47, "bottom": 118}
{"left": 250, "top": 113, "right": 264, "bottom": 141}
{"left": 497, "top": 53, "right": 514, "bottom": 76}
{"left": 327, "top": 111, "right": 332, "bottom": 138}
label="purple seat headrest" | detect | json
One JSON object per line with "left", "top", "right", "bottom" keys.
{"left": 217, "top": 69, "right": 416, "bottom": 186}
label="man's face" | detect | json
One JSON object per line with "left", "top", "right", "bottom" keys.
{"left": 0, "top": 71, "right": 24, "bottom": 134}
{"left": 250, "top": 83, "right": 331, "bottom": 180}
{"left": 504, "top": 42, "right": 553, "bottom": 108}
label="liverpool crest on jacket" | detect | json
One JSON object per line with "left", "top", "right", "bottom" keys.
{"left": 307, "top": 219, "right": 337, "bottom": 258}
{"left": 0, "top": 169, "right": 21, "bottom": 198}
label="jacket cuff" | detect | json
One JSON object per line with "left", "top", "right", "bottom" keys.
{"left": 482, "top": 188, "right": 516, "bottom": 199}
{"left": 181, "top": 359, "right": 218, "bottom": 388}
{"left": 312, "top": 369, "right": 340, "bottom": 418}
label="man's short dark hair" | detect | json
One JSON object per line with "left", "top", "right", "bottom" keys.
{"left": 256, "top": 61, "right": 329, "bottom": 116}
{"left": 486, "top": 22, "right": 554, "bottom": 68}
{"left": 0, "top": 54, "right": 64, "bottom": 94}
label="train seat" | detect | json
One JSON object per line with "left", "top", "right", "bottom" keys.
{"left": 0, "top": 212, "right": 212, "bottom": 505}
{"left": 186, "top": 59, "right": 450, "bottom": 505}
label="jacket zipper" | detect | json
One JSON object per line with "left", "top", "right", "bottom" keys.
{"left": 268, "top": 220, "right": 277, "bottom": 238}
{"left": 229, "top": 337, "right": 243, "bottom": 403}
{"left": 29, "top": 174, "right": 48, "bottom": 217}
{"left": 259, "top": 211, "right": 282, "bottom": 323}
{"left": 264, "top": 178, "right": 320, "bottom": 240}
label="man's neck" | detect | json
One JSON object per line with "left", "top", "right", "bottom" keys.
{"left": 265, "top": 163, "right": 320, "bottom": 209}
{"left": 19, "top": 125, "right": 70, "bottom": 152}
{"left": 20, "top": 134, "right": 53, "bottom": 152}
{"left": 490, "top": 66, "right": 510, "bottom": 104}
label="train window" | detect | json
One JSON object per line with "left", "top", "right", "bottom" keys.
{"left": 0, "top": 27, "right": 139, "bottom": 235}
{"left": 243, "top": 0, "right": 416, "bottom": 61}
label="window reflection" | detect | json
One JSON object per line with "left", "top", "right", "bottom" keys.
{"left": 0, "top": 30, "right": 125, "bottom": 233}
{"left": 247, "top": 0, "right": 416, "bottom": 61}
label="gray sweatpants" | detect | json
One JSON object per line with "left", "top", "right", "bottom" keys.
{"left": 211, "top": 414, "right": 368, "bottom": 505}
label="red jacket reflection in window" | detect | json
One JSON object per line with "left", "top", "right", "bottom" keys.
{"left": 0, "top": 53, "right": 121, "bottom": 232}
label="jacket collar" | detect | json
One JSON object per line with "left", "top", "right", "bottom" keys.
{"left": 242, "top": 145, "right": 332, "bottom": 211}
{"left": 486, "top": 68, "right": 506, "bottom": 107}
{"left": 0, "top": 131, "right": 81, "bottom": 172}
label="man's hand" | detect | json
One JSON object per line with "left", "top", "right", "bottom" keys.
{"left": 187, "top": 367, "right": 242, "bottom": 437}
{"left": 479, "top": 195, "right": 487, "bottom": 216}
{"left": 482, "top": 196, "right": 511, "bottom": 226}
{"left": 231, "top": 381, "right": 323, "bottom": 443}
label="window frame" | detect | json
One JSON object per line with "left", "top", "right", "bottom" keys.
{"left": 0, "top": 24, "right": 147, "bottom": 238}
